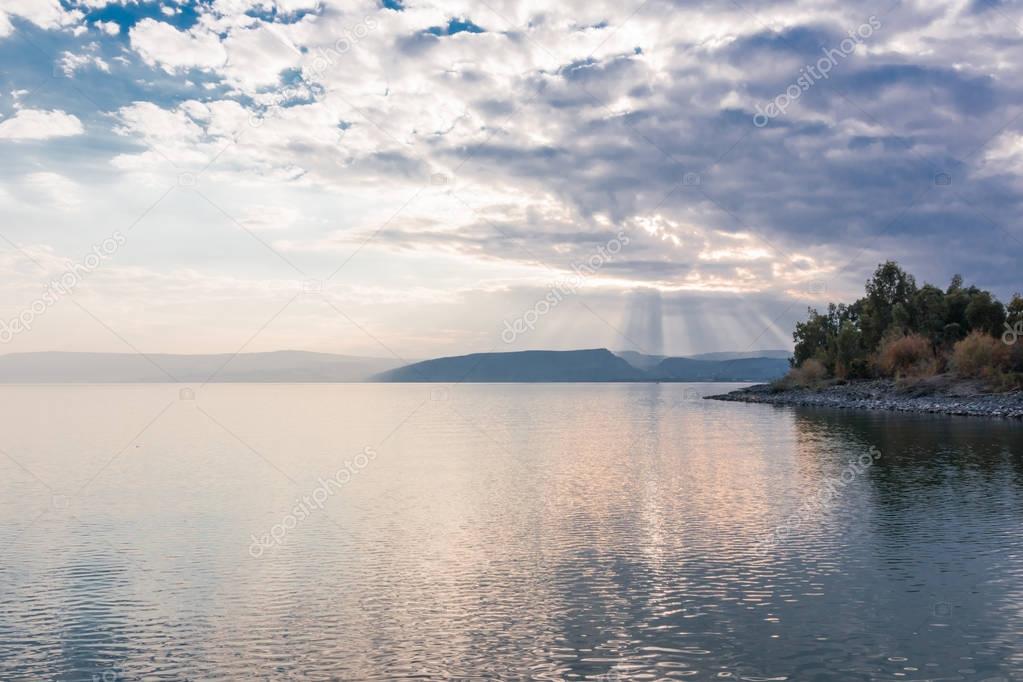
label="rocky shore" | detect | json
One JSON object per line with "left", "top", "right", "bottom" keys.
{"left": 706, "top": 377, "right": 1023, "bottom": 419}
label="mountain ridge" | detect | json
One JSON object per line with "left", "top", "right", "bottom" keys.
{"left": 0, "top": 351, "right": 405, "bottom": 383}
{"left": 375, "top": 349, "right": 790, "bottom": 383}
{"left": 0, "top": 349, "right": 792, "bottom": 383}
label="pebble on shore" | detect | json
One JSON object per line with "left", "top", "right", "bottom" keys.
{"left": 706, "top": 378, "right": 1023, "bottom": 419}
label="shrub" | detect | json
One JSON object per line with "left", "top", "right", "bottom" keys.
{"left": 786, "top": 358, "right": 828, "bottom": 387}
{"left": 876, "top": 333, "right": 935, "bottom": 377}
{"left": 846, "top": 358, "right": 872, "bottom": 379}
{"left": 950, "top": 331, "right": 1009, "bottom": 378}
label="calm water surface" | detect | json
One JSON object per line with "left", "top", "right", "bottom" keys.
{"left": 1, "top": 383, "right": 1021, "bottom": 681}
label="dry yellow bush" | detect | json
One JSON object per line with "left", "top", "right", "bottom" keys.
{"left": 876, "top": 333, "right": 934, "bottom": 377}
{"left": 951, "top": 331, "right": 1009, "bottom": 378}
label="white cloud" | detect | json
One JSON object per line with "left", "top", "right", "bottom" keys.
{"left": 59, "top": 50, "right": 111, "bottom": 77}
{"left": 95, "top": 20, "right": 120, "bottom": 36}
{"left": 240, "top": 204, "right": 303, "bottom": 231}
{"left": 221, "top": 23, "right": 304, "bottom": 91}
{"left": 0, "top": 109, "right": 84, "bottom": 140}
{"left": 21, "top": 172, "right": 80, "bottom": 209}
{"left": 129, "top": 18, "right": 227, "bottom": 73}
{"left": 0, "top": 11, "right": 12, "bottom": 37}
{"left": 0, "top": 0, "right": 82, "bottom": 31}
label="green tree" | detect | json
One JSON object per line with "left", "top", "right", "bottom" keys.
{"left": 911, "top": 284, "right": 949, "bottom": 346}
{"left": 944, "top": 274, "right": 975, "bottom": 333}
{"left": 832, "top": 321, "right": 865, "bottom": 378}
{"left": 789, "top": 263, "right": 1010, "bottom": 382}
{"left": 965, "top": 291, "right": 1006, "bottom": 336}
{"left": 861, "top": 261, "right": 917, "bottom": 348}
{"left": 792, "top": 308, "right": 833, "bottom": 369}
{"left": 1006, "top": 293, "right": 1023, "bottom": 328}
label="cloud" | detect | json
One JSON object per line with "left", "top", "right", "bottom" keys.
{"left": 0, "top": 109, "right": 84, "bottom": 140}
{"left": 2, "top": 0, "right": 1023, "bottom": 354}
{"left": 239, "top": 205, "right": 303, "bottom": 231}
{"left": 59, "top": 49, "right": 111, "bottom": 77}
{"left": 94, "top": 20, "right": 120, "bottom": 36}
{"left": 129, "top": 18, "right": 227, "bottom": 73}
{"left": 20, "top": 172, "right": 80, "bottom": 209}
{"left": 0, "top": 0, "right": 82, "bottom": 32}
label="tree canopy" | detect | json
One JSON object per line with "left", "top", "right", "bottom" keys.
{"left": 793, "top": 261, "right": 1011, "bottom": 379}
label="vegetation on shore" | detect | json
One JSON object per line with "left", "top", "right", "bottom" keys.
{"left": 782, "top": 262, "right": 1023, "bottom": 392}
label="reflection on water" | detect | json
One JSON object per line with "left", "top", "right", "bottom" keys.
{"left": 0, "top": 383, "right": 1021, "bottom": 680}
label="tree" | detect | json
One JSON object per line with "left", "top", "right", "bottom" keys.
{"left": 947, "top": 274, "right": 963, "bottom": 294}
{"left": 788, "top": 262, "right": 1011, "bottom": 383}
{"left": 965, "top": 291, "right": 1006, "bottom": 336}
{"left": 1006, "top": 293, "right": 1023, "bottom": 328}
{"left": 944, "top": 274, "right": 975, "bottom": 333}
{"left": 832, "top": 321, "right": 865, "bottom": 378}
{"left": 910, "top": 284, "right": 948, "bottom": 346}
{"left": 861, "top": 261, "right": 917, "bottom": 348}
{"left": 792, "top": 308, "right": 833, "bottom": 369}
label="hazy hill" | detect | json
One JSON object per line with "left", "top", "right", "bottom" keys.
{"left": 0, "top": 351, "right": 405, "bottom": 383}
{"left": 0, "top": 349, "right": 791, "bottom": 383}
{"left": 615, "top": 350, "right": 667, "bottom": 371}
{"left": 651, "top": 356, "right": 790, "bottom": 382}
{"left": 377, "top": 349, "right": 791, "bottom": 382}
{"left": 617, "top": 350, "right": 791, "bottom": 372}
{"left": 374, "top": 349, "right": 648, "bottom": 382}
{"left": 683, "top": 350, "right": 792, "bottom": 362}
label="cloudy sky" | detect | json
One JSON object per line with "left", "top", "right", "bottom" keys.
{"left": 0, "top": 0, "right": 1020, "bottom": 359}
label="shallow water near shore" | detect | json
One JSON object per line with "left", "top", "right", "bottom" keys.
{"left": 1, "top": 383, "right": 1022, "bottom": 680}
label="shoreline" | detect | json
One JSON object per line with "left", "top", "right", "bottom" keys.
{"left": 706, "top": 378, "right": 1023, "bottom": 419}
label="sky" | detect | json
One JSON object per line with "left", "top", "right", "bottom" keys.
{"left": 0, "top": 0, "right": 1020, "bottom": 359}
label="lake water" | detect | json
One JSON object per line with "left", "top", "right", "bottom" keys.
{"left": 1, "top": 383, "right": 1021, "bottom": 681}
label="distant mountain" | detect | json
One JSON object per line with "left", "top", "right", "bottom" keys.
{"left": 615, "top": 350, "right": 667, "bottom": 371}
{"left": 617, "top": 349, "right": 791, "bottom": 372}
{"left": 650, "top": 356, "right": 790, "bottom": 382}
{"left": 376, "top": 349, "right": 790, "bottom": 383}
{"left": 0, "top": 349, "right": 792, "bottom": 384}
{"left": 374, "top": 349, "right": 648, "bottom": 382}
{"left": 0, "top": 351, "right": 405, "bottom": 383}
{"left": 682, "top": 350, "right": 792, "bottom": 361}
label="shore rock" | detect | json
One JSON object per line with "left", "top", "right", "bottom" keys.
{"left": 706, "top": 378, "right": 1023, "bottom": 419}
